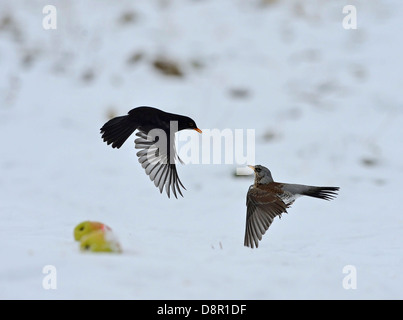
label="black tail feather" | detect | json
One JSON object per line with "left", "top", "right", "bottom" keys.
{"left": 100, "top": 116, "right": 137, "bottom": 149}
{"left": 303, "top": 186, "right": 339, "bottom": 201}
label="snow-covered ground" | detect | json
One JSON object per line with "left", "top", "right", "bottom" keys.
{"left": 1, "top": 0, "right": 402, "bottom": 299}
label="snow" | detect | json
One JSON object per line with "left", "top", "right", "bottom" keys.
{"left": 1, "top": 0, "right": 403, "bottom": 300}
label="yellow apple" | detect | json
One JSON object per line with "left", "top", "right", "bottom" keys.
{"left": 74, "top": 221, "right": 111, "bottom": 241}
{"left": 79, "top": 229, "right": 122, "bottom": 253}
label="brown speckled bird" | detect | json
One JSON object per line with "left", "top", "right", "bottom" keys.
{"left": 245, "top": 165, "right": 339, "bottom": 248}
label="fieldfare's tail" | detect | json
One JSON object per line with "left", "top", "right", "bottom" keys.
{"left": 302, "top": 186, "right": 339, "bottom": 201}
{"left": 100, "top": 115, "right": 138, "bottom": 149}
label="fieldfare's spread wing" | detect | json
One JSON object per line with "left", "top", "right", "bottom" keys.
{"left": 245, "top": 186, "right": 289, "bottom": 248}
{"left": 135, "top": 129, "right": 185, "bottom": 199}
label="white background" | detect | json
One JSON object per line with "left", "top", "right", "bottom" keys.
{"left": 0, "top": 0, "right": 402, "bottom": 299}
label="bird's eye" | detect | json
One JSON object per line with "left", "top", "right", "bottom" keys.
{"left": 255, "top": 168, "right": 261, "bottom": 173}
{"left": 189, "top": 122, "right": 194, "bottom": 127}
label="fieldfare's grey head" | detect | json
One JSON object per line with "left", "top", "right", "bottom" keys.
{"left": 248, "top": 165, "right": 274, "bottom": 184}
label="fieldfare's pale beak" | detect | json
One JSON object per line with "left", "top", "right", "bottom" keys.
{"left": 247, "top": 165, "right": 255, "bottom": 171}
{"left": 194, "top": 128, "right": 202, "bottom": 134}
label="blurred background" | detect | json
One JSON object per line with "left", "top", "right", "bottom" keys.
{"left": 0, "top": 0, "right": 402, "bottom": 299}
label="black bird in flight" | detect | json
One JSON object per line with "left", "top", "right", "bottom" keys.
{"left": 100, "top": 106, "right": 202, "bottom": 198}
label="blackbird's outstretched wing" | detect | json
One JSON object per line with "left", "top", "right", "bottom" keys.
{"left": 244, "top": 186, "right": 289, "bottom": 248}
{"left": 134, "top": 129, "right": 185, "bottom": 199}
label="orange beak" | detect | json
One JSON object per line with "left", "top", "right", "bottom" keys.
{"left": 194, "top": 128, "right": 202, "bottom": 134}
{"left": 247, "top": 165, "right": 255, "bottom": 171}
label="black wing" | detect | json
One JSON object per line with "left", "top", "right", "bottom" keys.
{"left": 135, "top": 130, "right": 185, "bottom": 199}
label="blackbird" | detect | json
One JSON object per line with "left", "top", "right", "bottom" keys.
{"left": 245, "top": 165, "right": 339, "bottom": 248}
{"left": 100, "top": 106, "right": 202, "bottom": 198}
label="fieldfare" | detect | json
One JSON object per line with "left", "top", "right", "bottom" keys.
{"left": 245, "top": 165, "right": 339, "bottom": 248}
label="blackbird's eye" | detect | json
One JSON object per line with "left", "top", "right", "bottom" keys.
{"left": 189, "top": 122, "right": 194, "bottom": 127}
{"left": 255, "top": 167, "right": 261, "bottom": 173}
